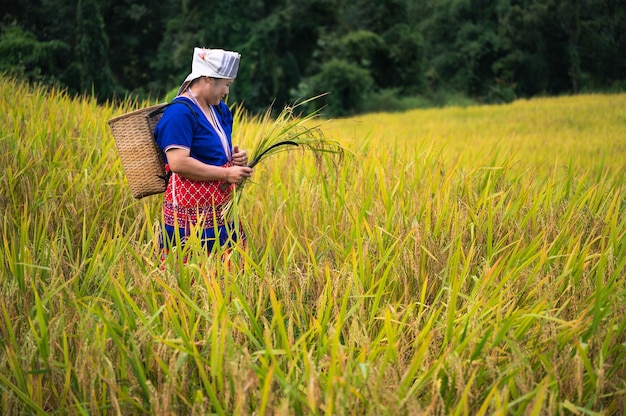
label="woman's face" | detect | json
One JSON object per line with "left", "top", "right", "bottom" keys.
{"left": 203, "top": 77, "right": 233, "bottom": 106}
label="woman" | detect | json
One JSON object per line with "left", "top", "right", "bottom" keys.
{"left": 154, "top": 47, "right": 253, "bottom": 259}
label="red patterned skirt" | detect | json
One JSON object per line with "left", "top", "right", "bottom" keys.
{"left": 160, "top": 163, "right": 245, "bottom": 254}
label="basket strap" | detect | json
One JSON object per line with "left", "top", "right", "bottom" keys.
{"left": 148, "top": 99, "right": 198, "bottom": 125}
{"left": 152, "top": 99, "right": 199, "bottom": 186}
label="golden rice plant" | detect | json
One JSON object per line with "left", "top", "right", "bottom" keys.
{"left": 1, "top": 75, "right": 625, "bottom": 415}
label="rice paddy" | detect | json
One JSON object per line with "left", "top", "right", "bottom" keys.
{"left": 1, "top": 76, "right": 625, "bottom": 415}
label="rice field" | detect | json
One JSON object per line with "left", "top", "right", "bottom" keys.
{"left": 1, "top": 76, "right": 625, "bottom": 415}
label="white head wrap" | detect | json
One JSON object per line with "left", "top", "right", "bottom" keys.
{"left": 178, "top": 47, "right": 241, "bottom": 94}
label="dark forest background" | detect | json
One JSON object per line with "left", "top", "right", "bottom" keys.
{"left": 1, "top": 0, "right": 625, "bottom": 116}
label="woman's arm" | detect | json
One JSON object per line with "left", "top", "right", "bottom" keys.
{"left": 166, "top": 148, "right": 252, "bottom": 183}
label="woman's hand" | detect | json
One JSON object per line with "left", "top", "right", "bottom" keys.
{"left": 166, "top": 147, "right": 252, "bottom": 183}
{"left": 224, "top": 165, "right": 253, "bottom": 184}
{"left": 232, "top": 145, "right": 249, "bottom": 166}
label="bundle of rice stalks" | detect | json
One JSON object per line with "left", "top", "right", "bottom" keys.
{"left": 225, "top": 95, "right": 344, "bottom": 217}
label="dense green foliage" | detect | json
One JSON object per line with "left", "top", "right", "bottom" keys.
{"left": 1, "top": 0, "right": 625, "bottom": 116}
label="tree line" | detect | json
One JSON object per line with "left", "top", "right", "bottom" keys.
{"left": 1, "top": 0, "right": 624, "bottom": 116}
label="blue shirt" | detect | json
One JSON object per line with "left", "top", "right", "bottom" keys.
{"left": 154, "top": 97, "right": 233, "bottom": 167}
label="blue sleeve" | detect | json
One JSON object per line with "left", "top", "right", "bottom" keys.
{"left": 154, "top": 100, "right": 196, "bottom": 162}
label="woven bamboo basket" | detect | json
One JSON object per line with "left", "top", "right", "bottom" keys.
{"left": 108, "top": 103, "right": 169, "bottom": 199}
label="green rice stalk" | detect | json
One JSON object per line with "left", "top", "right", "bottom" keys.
{"left": 225, "top": 95, "right": 345, "bottom": 219}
